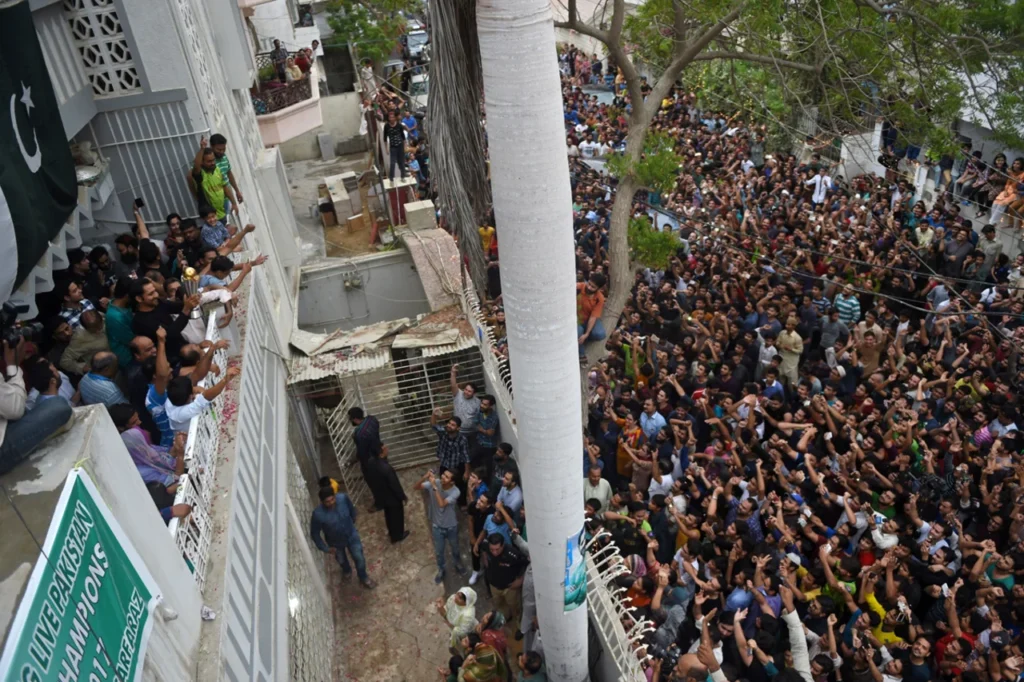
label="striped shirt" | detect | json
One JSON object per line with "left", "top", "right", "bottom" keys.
{"left": 79, "top": 373, "right": 126, "bottom": 407}
{"left": 146, "top": 385, "right": 173, "bottom": 447}
{"left": 215, "top": 153, "right": 231, "bottom": 183}
{"left": 833, "top": 294, "right": 861, "bottom": 326}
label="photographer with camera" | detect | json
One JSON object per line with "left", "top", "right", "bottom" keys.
{"left": 0, "top": 336, "right": 73, "bottom": 475}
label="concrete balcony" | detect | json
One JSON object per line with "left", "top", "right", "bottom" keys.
{"left": 253, "top": 67, "right": 323, "bottom": 147}
{"left": 237, "top": 0, "right": 276, "bottom": 9}
{"left": 0, "top": 405, "right": 204, "bottom": 681}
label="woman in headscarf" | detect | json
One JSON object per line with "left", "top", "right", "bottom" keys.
{"left": 475, "top": 610, "right": 507, "bottom": 657}
{"left": 108, "top": 403, "right": 189, "bottom": 522}
{"left": 437, "top": 587, "right": 478, "bottom": 651}
{"left": 108, "top": 403, "right": 183, "bottom": 493}
{"left": 457, "top": 633, "right": 508, "bottom": 682}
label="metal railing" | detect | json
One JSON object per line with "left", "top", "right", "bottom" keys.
{"left": 318, "top": 349, "right": 488, "bottom": 505}
{"left": 168, "top": 308, "right": 230, "bottom": 591}
{"left": 251, "top": 78, "right": 314, "bottom": 116}
{"left": 457, "top": 268, "right": 516, "bottom": 427}
{"left": 586, "top": 540, "right": 653, "bottom": 681}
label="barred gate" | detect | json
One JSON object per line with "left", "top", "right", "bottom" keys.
{"left": 321, "top": 387, "right": 367, "bottom": 504}
{"left": 299, "top": 345, "right": 486, "bottom": 504}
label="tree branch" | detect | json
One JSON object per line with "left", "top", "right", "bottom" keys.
{"left": 647, "top": 3, "right": 746, "bottom": 118}
{"left": 554, "top": 0, "right": 610, "bottom": 45}
{"left": 691, "top": 51, "right": 818, "bottom": 73}
{"left": 609, "top": 0, "right": 626, "bottom": 44}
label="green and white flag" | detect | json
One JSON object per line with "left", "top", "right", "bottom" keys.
{"left": 0, "top": 0, "right": 77, "bottom": 303}
{"left": 0, "top": 469, "right": 162, "bottom": 682}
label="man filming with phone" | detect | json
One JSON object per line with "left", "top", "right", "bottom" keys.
{"left": 0, "top": 335, "right": 74, "bottom": 475}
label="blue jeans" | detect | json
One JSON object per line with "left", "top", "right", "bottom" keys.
{"left": 0, "top": 398, "right": 73, "bottom": 476}
{"left": 331, "top": 536, "right": 369, "bottom": 582}
{"left": 577, "top": 318, "right": 607, "bottom": 356}
{"left": 431, "top": 524, "right": 462, "bottom": 574}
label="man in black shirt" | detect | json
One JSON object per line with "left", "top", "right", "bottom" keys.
{"left": 382, "top": 110, "right": 407, "bottom": 180}
{"left": 483, "top": 533, "right": 528, "bottom": 634}
{"left": 130, "top": 278, "right": 199, "bottom": 362}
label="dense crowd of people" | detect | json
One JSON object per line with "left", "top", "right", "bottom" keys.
{"left": 0, "top": 133, "right": 264, "bottom": 523}
{"left": 332, "top": 42, "right": 1024, "bottom": 682}
{"left": 557, "top": 45, "right": 1024, "bottom": 682}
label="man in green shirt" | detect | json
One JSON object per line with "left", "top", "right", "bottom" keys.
{"left": 105, "top": 278, "right": 134, "bottom": 368}
{"left": 210, "top": 133, "right": 242, "bottom": 209}
{"left": 189, "top": 136, "right": 236, "bottom": 222}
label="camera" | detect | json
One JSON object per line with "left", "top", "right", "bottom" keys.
{"left": 1, "top": 302, "right": 42, "bottom": 348}
{"left": 650, "top": 642, "right": 682, "bottom": 671}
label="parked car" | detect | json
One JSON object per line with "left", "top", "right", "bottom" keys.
{"left": 403, "top": 23, "right": 429, "bottom": 60}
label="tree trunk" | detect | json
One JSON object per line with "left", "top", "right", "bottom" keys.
{"left": 586, "top": 122, "right": 646, "bottom": 367}
{"left": 477, "top": 1, "right": 589, "bottom": 680}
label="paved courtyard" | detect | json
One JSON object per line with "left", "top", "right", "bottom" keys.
{"left": 328, "top": 468, "right": 523, "bottom": 681}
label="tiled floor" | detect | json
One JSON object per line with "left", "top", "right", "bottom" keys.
{"left": 328, "top": 468, "right": 523, "bottom": 681}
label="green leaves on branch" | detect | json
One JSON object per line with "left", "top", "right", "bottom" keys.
{"left": 324, "top": 0, "right": 421, "bottom": 64}
{"left": 613, "top": 0, "right": 1024, "bottom": 154}
{"left": 628, "top": 217, "right": 680, "bottom": 270}
{"left": 605, "top": 132, "right": 683, "bottom": 194}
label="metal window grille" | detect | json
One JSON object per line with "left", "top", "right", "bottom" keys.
{"left": 456, "top": 266, "right": 516, "bottom": 433}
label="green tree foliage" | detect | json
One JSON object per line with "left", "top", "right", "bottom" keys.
{"left": 618, "top": 0, "right": 1024, "bottom": 151}
{"left": 324, "top": 0, "right": 421, "bottom": 65}
{"left": 627, "top": 217, "right": 680, "bottom": 270}
{"left": 606, "top": 132, "right": 683, "bottom": 194}
{"left": 558, "top": 0, "right": 1024, "bottom": 358}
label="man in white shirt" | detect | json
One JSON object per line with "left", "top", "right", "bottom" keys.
{"left": 579, "top": 134, "right": 600, "bottom": 159}
{"left": 164, "top": 366, "right": 239, "bottom": 433}
{"left": 805, "top": 167, "right": 832, "bottom": 205}
{"left": 583, "top": 467, "right": 613, "bottom": 512}
{"left": 0, "top": 338, "right": 73, "bottom": 475}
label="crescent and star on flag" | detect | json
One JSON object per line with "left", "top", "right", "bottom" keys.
{"left": 10, "top": 82, "right": 42, "bottom": 174}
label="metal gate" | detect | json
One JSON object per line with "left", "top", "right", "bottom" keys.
{"left": 291, "top": 344, "right": 486, "bottom": 504}
{"left": 321, "top": 386, "right": 369, "bottom": 504}
{"left": 340, "top": 347, "right": 485, "bottom": 471}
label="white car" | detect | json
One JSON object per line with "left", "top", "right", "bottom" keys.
{"left": 410, "top": 73, "right": 428, "bottom": 109}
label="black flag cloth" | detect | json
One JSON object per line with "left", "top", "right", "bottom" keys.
{"left": 0, "top": 0, "right": 77, "bottom": 302}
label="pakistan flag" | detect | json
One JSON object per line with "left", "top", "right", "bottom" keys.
{"left": 0, "top": 0, "right": 77, "bottom": 303}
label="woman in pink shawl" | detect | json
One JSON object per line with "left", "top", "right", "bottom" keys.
{"left": 108, "top": 404, "right": 186, "bottom": 518}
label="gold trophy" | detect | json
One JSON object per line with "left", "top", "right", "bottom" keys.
{"left": 181, "top": 267, "right": 203, "bottom": 319}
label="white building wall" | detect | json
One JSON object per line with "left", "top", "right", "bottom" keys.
{"left": 250, "top": 0, "right": 302, "bottom": 52}
{"left": 119, "top": 0, "right": 191, "bottom": 93}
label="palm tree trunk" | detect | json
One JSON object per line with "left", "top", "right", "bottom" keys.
{"left": 476, "top": 1, "right": 588, "bottom": 679}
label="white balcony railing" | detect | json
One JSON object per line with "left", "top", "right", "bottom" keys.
{"left": 458, "top": 268, "right": 516, "bottom": 429}
{"left": 586, "top": 539, "right": 654, "bottom": 681}
{"left": 167, "top": 308, "right": 230, "bottom": 590}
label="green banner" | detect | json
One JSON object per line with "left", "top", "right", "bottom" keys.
{"left": 0, "top": 469, "right": 162, "bottom": 682}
